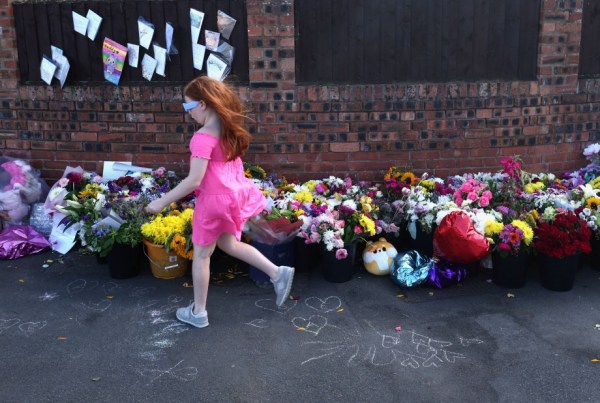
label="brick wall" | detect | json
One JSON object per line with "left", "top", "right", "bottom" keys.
{"left": 0, "top": 0, "right": 598, "bottom": 184}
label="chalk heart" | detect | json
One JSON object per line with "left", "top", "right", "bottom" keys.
{"left": 292, "top": 315, "right": 327, "bottom": 335}
{"left": 254, "top": 299, "right": 297, "bottom": 313}
{"left": 0, "top": 318, "right": 20, "bottom": 333}
{"left": 19, "top": 321, "right": 47, "bottom": 337}
{"left": 400, "top": 356, "right": 420, "bottom": 369}
{"left": 305, "top": 296, "right": 342, "bottom": 313}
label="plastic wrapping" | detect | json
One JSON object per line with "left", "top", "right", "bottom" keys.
{"left": 426, "top": 259, "right": 469, "bottom": 289}
{"left": 389, "top": 250, "right": 431, "bottom": 288}
{"left": 246, "top": 216, "right": 303, "bottom": 245}
{"left": 0, "top": 157, "right": 43, "bottom": 224}
{"left": 433, "top": 210, "right": 489, "bottom": 263}
{"left": 0, "top": 225, "right": 51, "bottom": 259}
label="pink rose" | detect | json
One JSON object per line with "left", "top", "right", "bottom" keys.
{"left": 498, "top": 243, "right": 510, "bottom": 251}
{"left": 459, "top": 183, "right": 473, "bottom": 192}
{"left": 482, "top": 190, "right": 492, "bottom": 199}
{"left": 467, "top": 192, "right": 478, "bottom": 201}
{"left": 479, "top": 196, "right": 489, "bottom": 207}
{"left": 336, "top": 248, "right": 348, "bottom": 260}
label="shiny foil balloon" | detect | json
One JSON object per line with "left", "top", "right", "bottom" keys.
{"left": 426, "top": 258, "right": 469, "bottom": 289}
{"left": 389, "top": 250, "right": 431, "bottom": 287}
{"left": 433, "top": 210, "right": 489, "bottom": 263}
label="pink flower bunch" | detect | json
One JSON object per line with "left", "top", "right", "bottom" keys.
{"left": 453, "top": 179, "right": 492, "bottom": 208}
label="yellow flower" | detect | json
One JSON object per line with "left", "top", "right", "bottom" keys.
{"left": 77, "top": 184, "right": 103, "bottom": 198}
{"left": 586, "top": 197, "right": 600, "bottom": 210}
{"left": 400, "top": 172, "right": 417, "bottom": 185}
{"left": 524, "top": 182, "right": 545, "bottom": 193}
{"left": 293, "top": 190, "right": 313, "bottom": 204}
{"left": 358, "top": 214, "right": 376, "bottom": 236}
{"left": 420, "top": 180, "right": 436, "bottom": 191}
{"left": 484, "top": 221, "right": 504, "bottom": 236}
{"left": 511, "top": 220, "right": 534, "bottom": 245}
{"left": 589, "top": 177, "right": 600, "bottom": 189}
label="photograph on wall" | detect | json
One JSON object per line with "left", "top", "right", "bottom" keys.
{"left": 206, "top": 53, "right": 230, "bottom": 81}
{"left": 102, "top": 38, "right": 127, "bottom": 86}
{"left": 205, "top": 30, "right": 220, "bottom": 51}
{"left": 216, "top": 41, "right": 235, "bottom": 64}
{"left": 217, "top": 10, "right": 236, "bottom": 40}
{"left": 190, "top": 8, "right": 205, "bottom": 44}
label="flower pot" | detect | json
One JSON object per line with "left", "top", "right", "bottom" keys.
{"left": 249, "top": 240, "right": 295, "bottom": 287}
{"left": 320, "top": 243, "right": 357, "bottom": 283}
{"left": 142, "top": 239, "right": 189, "bottom": 279}
{"left": 590, "top": 237, "right": 600, "bottom": 271}
{"left": 491, "top": 251, "right": 528, "bottom": 289}
{"left": 293, "top": 237, "right": 319, "bottom": 272}
{"left": 538, "top": 253, "right": 579, "bottom": 292}
{"left": 409, "top": 224, "right": 435, "bottom": 257}
{"left": 107, "top": 243, "right": 142, "bottom": 280}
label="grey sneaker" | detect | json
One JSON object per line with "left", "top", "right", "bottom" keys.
{"left": 272, "top": 266, "right": 295, "bottom": 307}
{"left": 176, "top": 304, "right": 209, "bottom": 328}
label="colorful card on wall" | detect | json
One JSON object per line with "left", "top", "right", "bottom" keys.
{"left": 102, "top": 38, "right": 127, "bottom": 86}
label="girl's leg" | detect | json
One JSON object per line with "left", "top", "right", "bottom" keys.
{"left": 191, "top": 242, "right": 216, "bottom": 314}
{"left": 216, "top": 233, "right": 279, "bottom": 279}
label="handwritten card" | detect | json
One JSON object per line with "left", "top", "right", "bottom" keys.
{"left": 86, "top": 9, "right": 103, "bottom": 41}
{"left": 138, "top": 17, "right": 155, "bottom": 49}
{"left": 141, "top": 54, "right": 157, "bottom": 81}
{"left": 40, "top": 56, "right": 57, "bottom": 85}
{"left": 72, "top": 11, "right": 88, "bottom": 36}
{"left": 127, "top": 43, "right": 139, "bottom": 67}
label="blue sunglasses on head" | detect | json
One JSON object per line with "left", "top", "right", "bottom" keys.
{"left": 182, "top": 101, "right": 201, "bottom": 112}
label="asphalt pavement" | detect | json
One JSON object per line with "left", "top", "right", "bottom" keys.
{"left": 1, "top": 247, "right": 599, "bottom": 403}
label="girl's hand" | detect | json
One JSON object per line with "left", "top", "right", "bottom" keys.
{"left": 145, "top": 200, "right": 165, "bottom": 215}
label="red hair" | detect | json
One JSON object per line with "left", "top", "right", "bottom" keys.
{"left": 184, "top": 76, "right": 251, "bottom": 161}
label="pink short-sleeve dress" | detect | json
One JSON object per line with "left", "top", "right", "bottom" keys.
{"left": 189, "top": 131, "right": 266, "bottom": 245}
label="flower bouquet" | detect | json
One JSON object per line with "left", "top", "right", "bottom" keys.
{"left": 534, "top": 209, "right": 591, "bottom": 259}
{"left": 534, "top": 208, "right": 591, "bottom": 291}
{"left": 484, "top": 218, "right": 534, "bottom": 258}
{"left": 140, "top": 208, "right": 194, "bottom": 279}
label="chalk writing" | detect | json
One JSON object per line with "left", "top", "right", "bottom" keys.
{"left": 245, "top": 294, "right": 483, "bottom": 370}
{"left": 135, "top": 359, "right": 198, "bottom": 385}
{"left": 292, "top": 315, "right": 329, "bottom": 336}
{"left": 0, "top": 318, "right": 47, "bottom": 337}
{"left": 38, "top": 292, "right": 59, "bottom": 301}
{"left": 305, "top": 296, "right": 342, "bottom": 313}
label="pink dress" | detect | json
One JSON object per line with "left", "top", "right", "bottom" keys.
{"left": 189, "top": 131, "right": 266, "bottom": 245}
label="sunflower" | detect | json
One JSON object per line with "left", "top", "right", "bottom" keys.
{"left": 586, "top": 196, "right": 600, "bottom": 210}
{"left": 400, "top": 172, "right": 417, "bottom": 185}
